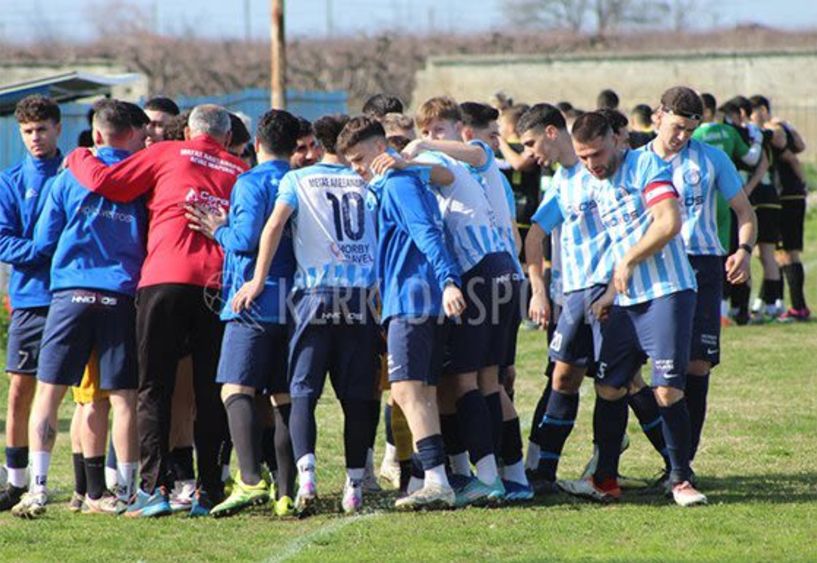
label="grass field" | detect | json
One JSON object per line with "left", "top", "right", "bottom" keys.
{"left": 0, "top": 216, "right": 815, "bottom": 562}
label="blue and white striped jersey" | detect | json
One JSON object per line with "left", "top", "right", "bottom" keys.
{"left": 550, "top": 224, "right": 564, "bottom": 306}
{"left": 642, "top": 138, "right": 742, "bottom": 256}
{"left": 413, "top": 150, "right": 507, "bottom": 274}
{"left": 276, "top": 162, "right": 377, "bottom": 290}
{"left": 590, "top": 150, "right": 697, "bottom": 306}
{"left": 531, "top": 161, "right": 612, "bottom": 293}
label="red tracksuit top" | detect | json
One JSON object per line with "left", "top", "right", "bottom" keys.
{"left": 66, "top": 135, "right": 248, "bottom": 289}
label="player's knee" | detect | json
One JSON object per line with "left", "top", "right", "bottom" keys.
{"left": 687, "top": 360, "right": 711, "bottom": 377}
{"left": 552, "top": 364, "right": 583, "bottom": 393}
{"left": 220, "top": 384, "right": 254, "bottom": 402}
{"left": 594, "top": 383, "right": 627, "bottom": 401}
{"left": 653, "top": 385, "right": 683, "bottom": 407}
{"left": 270, "top": 393, "right": 291, "bottom": 407}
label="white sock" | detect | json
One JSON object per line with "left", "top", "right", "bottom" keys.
{"left": 449, "top": 452, "right": 471, "bottom": 476}
{"left": 407, "top": 476, "right": 423, "bottom": 495}
{"left": 30, "top": 451, "right": 51, "bottom": 493}
{"left": 475, "top": 454, "right": 498, "bottom": 485}
{"left": 383, "top": 443, "right": 397, "bottom": 464}
{"left": 221, "top": 464, "right": 231, "bottom": 482}
{"left": 117, "top": 462, "right": 138, "bottom": 498}
{"left": 525, "top": 442, "right": 541, "bottom": 471}
{"left": 502, "top": 460, "right": 528, "bottom": 486}
{"left": 8, "top": 467, "right": 27, "bottom": 489}
{"left": 297, "top": 453, "right": 316, "bottom": 485}
{"left": 752, "top": 298, "right": 763, "bottom": 313}
{"left": 105, "top": 466, "right": 118, "bottom": 491}
{"left": 347, "top": 467, "right": 364, "bottom": 485}
{"left": 424, "top": 464, "right": 449, "bottom": 488}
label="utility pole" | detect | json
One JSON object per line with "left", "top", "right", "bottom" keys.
{"left": 270, "top": 0, "right": 286, "bottom": 109}
{"left": 326, "top": 0, "right": 334, "bottom": 37}
{"left": 244, "top": 0, "right": 251, "bottom": 41}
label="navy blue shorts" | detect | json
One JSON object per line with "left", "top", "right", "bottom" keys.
{"left": 288, "top": 288, "right": 378, "bottom": 401}
{"left": 37, "top": 289, "right": 137, "bottom": 390}
{"left": 596, "top": 290, "right": 695, "bottom": 390}
{"left": 6, "top": 306, "right": 49, "bottom": 375}
{"left": 445, "top": 253, "right": 517, "bottom": 375}
{"left": 549, "top": 284, "right": 606, "bottom": 368}
{"left": 689, "top": 256, "right": 722, "bottom": 367}
{"left": 386, "top": 316, "right": 447, "bottom": 385}
{"left": 217, "top": 320, "right": 289, "bottom": 394}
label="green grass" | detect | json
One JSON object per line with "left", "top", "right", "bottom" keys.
{"left": 1, "top": 216, "right": 816, "bottom": 562}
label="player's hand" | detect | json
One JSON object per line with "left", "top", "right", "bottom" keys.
{"left": 401, "top": 139, "right": 426, "bottom": 160}
{"left": 528, "top": 290, "right": 550, "bottom": 328}
{"left": 371, "top": 152, "right": 407, "bottom": 176}
{"left": 613, "top": 260, "right": 634, "bottom": 295}
{"left": 725, "top": 248, "right": 751, "bottom": 284}
{"left": 231, "top": 279, "right": 264, "bottom": 313}
{"left": 443, "top": 285, "right": 466, "bottom": 318}
{"left": 591, "top": 288, "right": 615, "bottom": 322}
{"left": 185, "top": 204, "right": 227, "bottom": 239}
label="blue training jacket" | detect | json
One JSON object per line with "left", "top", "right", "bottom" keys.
{"left": 371, "top": 168, "right": 461, "bottom": 323}
{"left": 33, "top": 147, "right": 147, "bottom": 297}
{"left": 215, "top": 159, "right": 295, "bottom": 323}
{"left": 0, "top": 152, "right": 63, "bottom": 308}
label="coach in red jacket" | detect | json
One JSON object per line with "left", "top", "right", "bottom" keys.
{"left": 67, "top": 104, "right": 247, "bottom": 516}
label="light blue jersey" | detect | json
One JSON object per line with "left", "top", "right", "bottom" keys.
{"left": 276, "top": 162, "right": 377, "bottom": 290}
{"left": 590, "top": 150, "right": 697, "bottom": 306}
{"left": 413, "top": 150, "right": 506, "bottom": 274}
{"left": 531, "top": 161, "right": 612, "bottom": 293}
{"left": 642, "top": 138, "right": 743, "bottom": 256}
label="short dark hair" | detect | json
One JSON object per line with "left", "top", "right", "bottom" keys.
{"left": 229, "top": 113, "right": 251, "bottom": 147}
{"left": 91, "top": 99, "right": 132, "bottom": 136}
{"left": 313, "top": 114, "right": 350, "bottom": 155}
{"left": 336, "top": 116, "right": 386, "bottom": 155}
{"left": 630, "top": 104, "right": 653, "bottom": 127}
{"left": 15, "top": 94, "right": 60, "bottom": 124}
{"left": 459, "top": 102, "right": 499, "bottom": 129}
{"left": 122, "top": 102, "right": 149, "bottom": 128}
{"left": 162, "top": 110, "right": 190, "bottom": 141}
{"left": 728, "top": 96, "right": 753, "bottom": 117}
{"left": 660, "top": 86, "right": 703, "bottom": 119}
{"left": 596, "top": 89, "right": 619, "bottom": 110}
{"left": 749, "top": 95, "right": 771, "bottom": 113}
{"left": 296, "top": 117, "right": 313, "bottom": 139}
{"left": 255, "top": 109, "right": 300, "bottom": 156}
{"left": 571, "top": 111, "right": 612, "bottom": 143}
{"left": 144, "top": 96, "right": 180, "bottom": 116}
{"left": 516, "top": 103, "right": 567, "bottom": 135}
{"left": 598, "top": 108, "right": 628, "bottom": 134}
{"left": 700, "top": 93, "right": 717, "bottom": 113}
{"left": 556, "top": 101, "right": 574, "bottom": 113}
{"left": 362, "top": 94, "right": 404, "bottom": 118}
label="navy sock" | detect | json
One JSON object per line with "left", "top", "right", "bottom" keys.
{"left": 384, "top": 403, "right": 394, "bottom": 446}
{"left": 289, "top": 396, "right": 318, "bottom": 462}
{"left": 416, "top": 435, "right": 447, "bottom": 470}
{"left": 537, "top": 390, "right": 578, "bottom": 481}
{"left": 262, "top": 425, "right": 277, "bottom": 474}
{"left": 273, "top": 404, "right": 295, "bottom": 499}
{"left": 530, "top": 380, "right": 552, "bottom": 445}
{"left": 105, "top": 438, "right": 117, "bottom": 472}
{"left": 84, "top": 456, "right": 106, "bottom": 500}
{"left": 5, "top": 446, "right": 28, "bottom": 471}
{"left": 484, "top": 392, "right": 503, "bottom": 456}
{"left": 169, "top": 446, "right": 195, "bottom": 482}
{"left": 399, "top": 460, "right": 413, "bottom": 492}
{"left": 224, "top": 394, "right": 261, "bottom": 485}
{"left": 410, "top": 453, "right": 424, "bottom": 479}
{"left": 659, "top": 400, "right": 693, "bottom": 484}
{"left": 73, "top": 453, "right": 87, "bottom": 496}
{"left": 500, "top": 418, "right": 524, "bottom": 466}
{"left": 685, "top": 374, "right": 710, "bottom": 462}
{"left": 783, "top": 263, "right": 807, "bottom": 310}
{"left": 440, "top": 413, "right": 466, "bottom": 456}
{"left": 456, "top": 390, "right": 494, "bottom": 465}
{"left": 628, "top": 386, "right": 670, "bottom": 468}
{"left": 341, "top": 399, "right": 372, "bottom": 469}
{"left": 592, "top": 395, "right": 628, "bottom": 482}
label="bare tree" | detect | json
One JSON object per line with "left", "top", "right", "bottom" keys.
{"left": 502, "top": 0, "right": 589, "bottom": 32}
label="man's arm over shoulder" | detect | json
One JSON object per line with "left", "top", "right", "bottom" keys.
{"left": 66, "top": 145, "right": 161, "bottom": 202}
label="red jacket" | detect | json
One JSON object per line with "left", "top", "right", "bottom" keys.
{"left": 66, "top": 135, "right": 247, "bottom": 289}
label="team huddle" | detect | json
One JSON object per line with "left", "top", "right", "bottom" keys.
{"left": 0, "top": 83, "right": 808, "bottom": 519}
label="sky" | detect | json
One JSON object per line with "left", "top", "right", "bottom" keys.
{"left": 0, "top": 0, "right": 815, "bottom": 43}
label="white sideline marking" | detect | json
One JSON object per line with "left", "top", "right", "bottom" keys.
{"left": 266, "top": 512, "right": 382, "bottom": 562}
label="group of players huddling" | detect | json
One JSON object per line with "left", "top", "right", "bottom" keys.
{"left": 0, "top": 82, "right": 808, "bottom": 519}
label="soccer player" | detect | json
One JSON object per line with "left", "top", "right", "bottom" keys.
{"left": 11, "top": 100, "right": 146, "bottom": 518}
{"left": 748, "top": 95, "right": 810, "bottom": 321}
{"left": 628, "top": 104, "right": 655, "bottom": 149}
{"left": 362, "top": 94, "right": 404, "bottom": 119}
{"left": 65, "top": 104, "right": 246, "bottom": 517}
{"left": 596, "top": 89, "right": 620, "bottom": 111}
{"left": 143, "top": 96, "right": 180, "bottom": 147}
{"left": 339, "top": 115, "right": 466, "bottom": 510}
{"left": 232, "top": 114, "right": 379, "bottom": 516}
{"left": 645, "top": 86, "right": 756, "bottom": 478}
{"left": 290, "top": 117, "right": 323, "bottom": 169}
{"left": 0, "top": 95, "right": 63, "bottom": 512}
{"left": 185, "top": 109, "right": 300, "bottom": 518}
{"left": 558, "top": 111, "right": 706, "bottom": 507}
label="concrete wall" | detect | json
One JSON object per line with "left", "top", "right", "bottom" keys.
{"left": 413, "top": 49, "right": 817, "bottom": 162}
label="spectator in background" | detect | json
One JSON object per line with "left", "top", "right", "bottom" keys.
{"left": 362, "top": 94, "right": 404, "bottom": 118}
{"left": 77, "top": 108, "right": 95, "bottom": 148}
{"left": 596, "top": 89, "right": 620, "bottom": 110}
{"left": 143, "top": 97, "right": 180, "bottom": 147}
{"left": 161, "top": 110, "right": 190, "bottom": 142}
{"left": 628, "top": 104, "right": 656, "bottom": 148}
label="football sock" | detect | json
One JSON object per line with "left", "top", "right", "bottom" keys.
{"left": 105, "top": 439, "right": 118, "bottom": 490}
{"left": 537, "top": 390, "right": 578, "bottom": 481}
{"left": 484, "top": 392, "right": 503, "bottom": 456}
{"left": 398, "top": 459, "right": 412, "bottom": 492}
{"left": 261, "top": 425, "right": 278, "bottom": 474}
{"left": 659, "top": 400, "right": 693, "bottom": 484}
{"left": 456, "top": 390, "right": 495, "bottom": 470}
{"left": 417, "top": 435, "right": 449, "bottom": 488}
{"left": 346, "top": 467, "right": 364, "bottom": 486}
{"left": 5, "top": 446, "right": 28, "bottom": 488}
{"left": 685, "top": 374, "right": 710, "bottom": 462}
{"left": 500, "top": 418, "right": 527, "bottom": 484}
{"left": 169, "top": 446, "right": 195, "bottom": 482}
{"left": 296, "top": 453, "right": 316, "bottom": 487}
{"left": 72, "top": 453, "right": 87, "bottom": 496}
{"left": 475, "top": 454, "right": 499, "bottom": 485}
{"left": 783, "top": 263, "right": 807, "bottom": 310}
{"left": 529, "top": 380, "right": 552, "bottom": 447}
{"left": 440, "top": 414, "right": 466, "bottom": 459}
{"left": 525, "top": 442, "right": 541, "bottom": 471}
{"left": 341, "top": 399, "right": 372, "bottom": 470}
{"left": 449, "top": 452, "right": 471, "bottom": 476}
{"left": 628, "top": 386, "right": 670, "bottom": 467}
{"left": 273, "top": 403, "right": 296, "bottom": 499}
{"left": 290, "top": 396, "right": 318, "bottom": 463}
{"left": 117, "top": 461, "right": 138, "bottom": 498}
{"left": 731, "top": 282, "right": 751, "bottom": 318}
{"left": 408, "top": 453, "right": 424, "bottom": 493}
{"left": 367, "top": 399, "right": 380, "bottom": 450}
{"left": 84, "top": 456, "right": 106, "bottom": 500}
{"left": 30, "top": 451, "right": 50, "bottom": 493}
{"left": 383, "top": 403, "right": 394, "bottom": 446}
{"left": 224, "top": 394, "right": 261, "bottom": 486}
{"left": 592, "top": 395, "right": 628, "bottom": 483}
